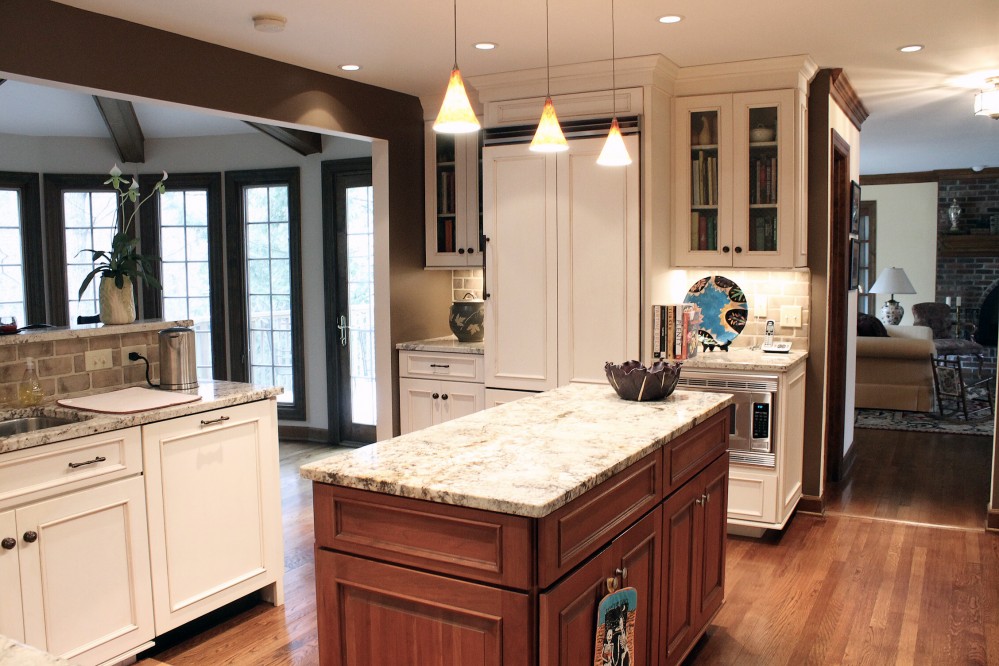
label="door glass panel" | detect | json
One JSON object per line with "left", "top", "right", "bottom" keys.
{"left": 63, "top": 190, "right": 118, "bottom": 322}
{"left": 244, "top": 185, "right": 294, "bottom": 404}
{"left": 0, "top": 189, "right": 26, "bottom": 325}
{"left": 747, "top": 106, "right": 779, "bottom": 252}
{"left": 346, "top": 185, "right": 376, "bottom": 426}
{"left": 690, "top": 110, "right": 719, "bottom": 251}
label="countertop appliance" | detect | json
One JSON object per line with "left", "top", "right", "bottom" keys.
{"left": 159, "top": 326, "right": 198, "bottom": 390}
{"left": 677, "top": 370, "right": 777, "bottom": 467}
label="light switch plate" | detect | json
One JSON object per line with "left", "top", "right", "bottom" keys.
{"left": 84, "top": 348, "right": 113, "bottom": 371}
{"left": 780, "top": 305, "right": 802, "bottom": 328}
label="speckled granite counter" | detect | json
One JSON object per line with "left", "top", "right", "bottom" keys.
{"left": 0, "top": 635, "right": 72, "bottom": 665}
{"left": 301, "top": 383, "right": 731, "bottom": 518}
{"left": 0, "top": 380, "right": 282, "bottom": 455}
{"left": 395, "top": 336, "right": 484, "bottom": 354}
{"left": 683, "top": 347, "right": 807, "bottom": 372}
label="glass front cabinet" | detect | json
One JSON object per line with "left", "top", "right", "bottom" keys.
{"left": 424, "top": 122, "right": 483, "bottom": 268}
{"left": 673, "top": 89, "right": 807, "bottom": 268}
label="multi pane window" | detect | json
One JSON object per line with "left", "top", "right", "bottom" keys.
{"left": 63, "top": 190, "right": 118, "bottom": 323}
{"left": 0, "top": 188, "right": 26, "bottom": 325}
{"left": 346, "top": 184, "right": 376, "bottom": 425}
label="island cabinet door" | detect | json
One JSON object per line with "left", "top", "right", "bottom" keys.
{"left": 539, "top": 507, "right": 660, "bottom": 666}
{"left": 316, "top": 549, "right": 531, "bottom": 666}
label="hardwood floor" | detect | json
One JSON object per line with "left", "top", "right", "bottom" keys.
{"left": 137, "top": 438, "right": 999, "bottom": 666}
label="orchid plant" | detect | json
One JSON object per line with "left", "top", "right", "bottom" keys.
{"left": 78, "top": 164, "right": 167, "bottom": 298}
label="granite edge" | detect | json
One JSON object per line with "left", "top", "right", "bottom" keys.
{"left": 0, "top": 319, "right": 194, "bottom": 346}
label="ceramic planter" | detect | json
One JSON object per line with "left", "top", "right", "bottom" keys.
{"left": 99, "top": 275, "right": 136, "bottom": 325}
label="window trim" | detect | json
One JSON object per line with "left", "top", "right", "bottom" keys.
{"left": 0, "top": 171, "right": 44, "bottom": 324}
{"left": 139, "top": 172, "right": 227, "bottom": 378}
{"left": 224, "top": 167, "right": 306, "bottom": 421}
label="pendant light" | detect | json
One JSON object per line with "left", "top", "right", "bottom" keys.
{"left": 530, "top": 0, "right": 568, "bottom": 152}
{"left": 597, "top": 0, "right": 632, "bottom": 166}
{"left": 433, "top": 0, "right": 480, "bottom": 134}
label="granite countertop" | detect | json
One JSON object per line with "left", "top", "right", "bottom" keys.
{"left": 301, "top": 383, "right": 732, "bottom": 518}
{"left": 396, "top": 336, "right": 484, "bottom": 355}
{"left": 0, "top": 319, "right": 193, "bottom": 346}
{"left": 683, "top": 347, "right": 808, "bottom": 372}
{"left": 0, "top": 635, "right": 73, "bottom": 665}
{"left": 0, "top": 380, "right": 282, "bottom": 455}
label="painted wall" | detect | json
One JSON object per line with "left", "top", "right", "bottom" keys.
{"left": 0, "top": 130, "right": 371, "bottom": 431}
{"left": 862, "top": 182, "right": 938, "bottom": 325}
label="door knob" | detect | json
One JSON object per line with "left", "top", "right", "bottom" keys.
{"left": 735, "top": 246, "right": 743, "bottom": 254}
{"left": 722, "top": 246, "right": 731, "bottom": 253}
{"left": 441, "top": 394, "right": 449, "bottom": 400}
{"left": 1, "top": 537, "right": 14, "bottom": 550}
{"left": 432, "top": 393, "right": 440, "bottom": 399}
{"left": 22, "top": 531, "right": 37, "bottom": 543}
{"left": 458, "top": 248, "right": 466, "bottom": 254}
{"left": 467, "top": 247, "right": 475, "bottom": 254}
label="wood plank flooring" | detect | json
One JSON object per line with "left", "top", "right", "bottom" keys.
{"left": 136, "top": 436, "right": 999, "bottom": 665}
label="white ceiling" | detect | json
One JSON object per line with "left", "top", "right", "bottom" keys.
{"left": 7, "top": 0, "right": 999, "bottom": 174}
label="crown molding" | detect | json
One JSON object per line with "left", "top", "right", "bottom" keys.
{"left": 860, "top": 166, "right": 999, "bottom": 185}
{"left": 827, "top": 68, "right": 869, "bottom": 130}
{"left": 674, "top": 55, "right": 818, "bottom": 97}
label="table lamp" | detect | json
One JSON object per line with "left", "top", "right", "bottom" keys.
{"left": 870, "top": 266, "right": 916, "bottom": 325}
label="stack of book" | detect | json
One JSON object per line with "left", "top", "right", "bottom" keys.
{"left": 652, "top": 304, "right": 699, "bottom": 361}
{"left": 690, "top": 150, "right": 718, "bottom": 206}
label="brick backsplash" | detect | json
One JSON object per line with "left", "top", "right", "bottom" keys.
{"left": 0, "top": 329, "right": 161, "bottom": 407}
{"left": 452, "top": 269, "right": 483, "bottom": 301}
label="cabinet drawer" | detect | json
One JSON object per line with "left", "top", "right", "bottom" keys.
{"left": 727, "top": 465, "right": 777, "bottom": 525}
{"left": 399, "top": 350, "right": 484, "bottom": 382}
{"left": 0, "top": 427, "right": 141, "bottom": 509}
{"left": 663, "top": 409, "right": 729, "bottom": 495}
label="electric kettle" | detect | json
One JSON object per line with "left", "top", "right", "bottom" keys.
{"left": 159, "top": 326, "right": 198, "bottom": 390}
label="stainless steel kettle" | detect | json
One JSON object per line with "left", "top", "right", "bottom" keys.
{"left": 159, "top": 326, "right": 198, "bottom": 390}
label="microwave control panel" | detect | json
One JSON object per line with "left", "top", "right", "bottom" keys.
{"left": 752, "top": 402, "right": 771, "bottom": 439}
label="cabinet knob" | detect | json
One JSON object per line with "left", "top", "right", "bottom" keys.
{"left": 22, "top": 531, "right": 37, "bottom": 543}
{"left": 1, "top": 537, "right": 15, "bottom": 550}
{"left": 734, "top": 246, "right": 743, "bottom": 254}
{"left": 695, "top": 496, "right": 704, "bottom": 506}
{"left": 722, "top": 246, "right": 731, "bottom": 254}
{"left": 432, "top": 393, "right": 440, "bottom": 399}
{"left": 441, "top": 394, "right": 449, "bottom": 400}
{"left": 458, "top": 248, "right": 466, "bottom": 255}
{"left": 615, "top": 567, "right": 628, "bottom": 581}
{"left": 467, "top": 247, "right": 475, "bottom": 254}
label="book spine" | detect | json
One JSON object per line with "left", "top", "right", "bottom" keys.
{"left": 666, "top": 305, "right": 675, "bottom": 361}
{"left": 674, "top": 304, "right": 683, "bottom": 359}
{"left": 653, "top": 305, "right": 662, "bottom": 358}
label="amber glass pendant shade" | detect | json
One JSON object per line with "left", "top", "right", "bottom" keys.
{"left": 530, "top": 97, "right": 569, "bottom": 153}
{"left": 597, "top": 117, "right": 632, "bottom": 165}
{"left": 433, "top": 67, "right": 480, "bottom": 133}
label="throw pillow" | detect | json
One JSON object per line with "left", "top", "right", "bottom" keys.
{"left": 857, "top": 312, "right": 888, "bottom": 337}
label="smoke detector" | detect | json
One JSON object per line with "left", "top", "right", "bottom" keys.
{"left": 252, "top": 14, "right": 287, "bottom": 33}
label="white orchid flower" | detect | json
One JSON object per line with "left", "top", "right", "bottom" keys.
{"left": 105, "top": 163, "right": 123, "bottom": 187}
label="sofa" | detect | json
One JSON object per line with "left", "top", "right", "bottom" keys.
{"left": 855, "top": 321, "right": 935, "bottom": 412}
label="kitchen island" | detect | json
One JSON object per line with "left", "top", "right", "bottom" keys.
{"left": 302, "top": 383, "right": 733, "bottom": 666}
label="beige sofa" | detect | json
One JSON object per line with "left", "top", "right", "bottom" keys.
{"left": 855, "top": 325, "right": 935, "bottom": 412}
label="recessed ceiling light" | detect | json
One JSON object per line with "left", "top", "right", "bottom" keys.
{"left": 897, "top": 44, "right": 924, "bottom": 53}
{"left": 252, "top": 14, "right": 286, "bottom": 33}
{"left": 658, "top": 15, "right": 684, "bottom": 24}
{"left": 340, "top": 64, "right": 361, "bottom": 72}
{"left": 474, "top": 42, "right": 497, "bottom": 50}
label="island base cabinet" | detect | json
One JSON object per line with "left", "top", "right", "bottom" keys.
{"left": 316, "top": 549, "right": 531, "bottom": 666}
{"left": 540, "top": 507, "right": 660, "bottom": 666}
{"left": 142, "top": 400, "right": 283, "bottom": 634}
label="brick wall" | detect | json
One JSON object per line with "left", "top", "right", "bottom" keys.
{"left": 937, "top": 176, "right": 999, "bottom": 234}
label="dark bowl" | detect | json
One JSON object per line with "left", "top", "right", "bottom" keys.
{"left": 604, "top": 360, "right": 682, "bottom": 402}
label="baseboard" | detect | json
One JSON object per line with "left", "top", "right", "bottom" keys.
{"left": 840, "top": 440, "right": 857, "bottom": 480}
{"left": 797, "top": 494, "right": 824, "bottom": 516}
{"left": 988, "top": 508, "right": 999, "bottom": 532}
{"left": 277, "top": 425, "right": 330, "bottom": 444}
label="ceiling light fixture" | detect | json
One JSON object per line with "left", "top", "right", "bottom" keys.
{"left": 897, "top": 44, "right": 923, "bottom": 53}
{"left": 597, "top": 0, "right": 631, "bottom": 166}
{"left": 433, "top": 0, "right": 481, "bottom": 134}
{"left": 974, "top": 77, "right": 999, "bottom": 119}
{"left": 474, "top": 42, "right": 497, "bottom": 50}
{"left": 252, "top": 14, "right": 286, "bottom": 33}
{"left": 658, "top": 15, "right": 683, "bottom": 24}
{"left": 340, "top": 64, "right": 361, "bottom": 72}
{"left": 530, "top": 0, "right": 568, "bottom": 153}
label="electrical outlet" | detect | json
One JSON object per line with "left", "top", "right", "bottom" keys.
{"left": 121, "top": 346, "right": 145, "bottom": 363}
{"left": 780, "top": 305, "right": 802, "bottom": 328}
{"left": 84, "top": 348, "right": 113, "bottom": 371}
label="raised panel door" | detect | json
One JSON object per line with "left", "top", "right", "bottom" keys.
{"left": 0, "top": 509, "right": 24, "bottom": 642}
{"left": 695, "top": 453, "right": 728, "bottom": 627}
{"left": 439, "top": 380, "right": 485, "bottom": 423}
{"left": 660, "top": 476, "right": 702, "bottom": 666}
{"left": 17, "top": 476, "right": 153, "bottom": 665}
{"left": 399, "top": 377, "right": 441, "bottom": 434}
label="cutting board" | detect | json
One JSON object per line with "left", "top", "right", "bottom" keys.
{"left": 58, "top": 386, "right": 202, "bottom": 413}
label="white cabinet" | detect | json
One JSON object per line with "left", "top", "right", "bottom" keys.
{"left": 142, "top": 399, "right": 283, "bottom": 633}
{"left": 0, "top": 428, "right": 153, "bottom": 666}
{"left": 482, "top": 136, "right": 640, "bottom": 392}
{"left": 425, "top": 122, "right": 482, "bottom": 268}
{"left": 398, "top": 350, "right": 485, "bottom": 434}
{"left": 673, "top": 89, "right": 807, "bottom": 268}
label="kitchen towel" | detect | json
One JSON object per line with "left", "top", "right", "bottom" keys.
{"left": 57, "top": 386, "right": 202, "bottom": 413}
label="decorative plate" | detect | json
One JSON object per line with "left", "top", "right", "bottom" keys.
{"left": 683, "top": 275, "right": 748, "bottom": 351}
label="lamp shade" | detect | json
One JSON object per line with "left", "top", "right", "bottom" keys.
{"left": 975, "top": 78, "right": 999, "bottom": 119}
{"left": 530, "top": 97, "right": 569, "bottom": 153}
{"left": 869, "top": 267, "right": 916, "bottom": 296}
{"left": 597, "top": 118, "right": 632, "bottom": 165}
{"left": 433, "top": 67, "right": 480, "bottom": 134}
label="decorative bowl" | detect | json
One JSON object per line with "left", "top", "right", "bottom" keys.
{"left": 604, "top": 360, "right": 682, "bottom": 402}
{"left": 749, "top": 126, "right": 775, "bottom": 143}
{"left": 449, "top": 296, "right": 485, "bottom": 342}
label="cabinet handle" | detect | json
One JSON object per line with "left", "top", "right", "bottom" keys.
{"left": 458, "top": 248, "right": 466, "bottom": 254}
{"left": 704, "top": 492, "right": 711, "bottom": 503}
{"left": 67, "top": 455, "right": 106, "bottom": 469}
{"left": 467, "top": 247, "right": 475, "bottom": 254}
{"left": 722, "top": 246, "right": 731, "bottom": 254}
{"left": 734, "top": 246, "right": 743, "bottom": 254}
{"left": 615, "top": 567, "right": 628, "bottom": 581}
{"left": 22, "top": 531, "right": 37, "bottom": 543}
{"left": 429, "top": 363, "right": 450, "bottom": 369}
{"left": 200, "top": 415, "right": 231, "bottom": 427}
{"left": 695, "top": 496, "right": 704, "bottom": 506}
{"left": 481, "top": 234, "right": 491, "bottom": 299}
{"left": 441, "top": 394, "right": 449, "bottom": 400}
{"left": 1, "top": 537, "right": 14, "bottom": 550}
{"left": 432, "top": 393, "right": 440, "bottom": 399}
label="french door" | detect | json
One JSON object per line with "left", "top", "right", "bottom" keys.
{"left": 322, "top": 159, "right": 376, "bottom": 445}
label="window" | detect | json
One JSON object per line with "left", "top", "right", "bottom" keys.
{"left": 140, "top": 173, "right": 224, "bottom": 382}
{"left": 225, "top": 168, "right": 305, "bottom": 420}
{"left": 857, "top": 201, "right": 877, "bottom": 315}
{"left": 0, "top": 171, "right": 42, "bottom": 325}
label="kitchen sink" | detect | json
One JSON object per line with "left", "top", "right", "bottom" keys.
{"left": 0, "top": 415, "right": 80, "bottom": 437}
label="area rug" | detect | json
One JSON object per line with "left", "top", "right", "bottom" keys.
{"left": 855, "top": 408, "right": 994, "bottom": 437}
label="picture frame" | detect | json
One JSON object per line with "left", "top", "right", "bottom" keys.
{"left": 849, "top": 238, "right": 860, "bottom": 290}
{"left": 850, "top": 180, "right": 861, "bottom": 236}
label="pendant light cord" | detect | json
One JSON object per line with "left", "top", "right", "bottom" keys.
{"left": 452, "top": 0, "right": 459, "bottom": 69}
{"left": 610, "top": 0, "right": 617, "bottom": 116}
{"left": 545, "top": 0, "right": 551, "bottom": 98}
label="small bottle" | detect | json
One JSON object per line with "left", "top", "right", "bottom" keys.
{"left": 18, "top": 357, "right": 44, "bottom": 406}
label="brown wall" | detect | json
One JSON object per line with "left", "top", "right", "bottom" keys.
{"left": 0, "top": 0, "right": 452, "bottom": 435}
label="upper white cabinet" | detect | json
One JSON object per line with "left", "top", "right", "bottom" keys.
{"left": 424, "top": 122, "right": 482, "bottom": 268}
{"left": 673, "top": 88, "right": 808, "bottom": 268}
{"left": 483, "top": 136, "right": 640, "bottom": 391}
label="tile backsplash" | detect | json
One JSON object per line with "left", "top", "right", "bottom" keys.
{"left": 452, "top": 269, "right": 483, "bottom": 301}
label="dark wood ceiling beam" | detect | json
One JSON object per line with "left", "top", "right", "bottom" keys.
{"left": 245, "top": 121, "right": 323, "bottom": 156}
{"left": 93, "top": 95, "right": 145, "bottom": 163}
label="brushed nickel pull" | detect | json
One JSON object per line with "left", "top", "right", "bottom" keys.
{"left": 695, "top": 496, "right": 704, "bottom": 506}
{"left": 200, "top": 415, "right": 230, "bottom": 426}
{"left": 1, "top": 537, "right": 14, "bottom": 550}
{"left": 615, "top": 567, "right": 628, "bottom": 581}
{"left": 68, "top": 455, "right": 106, "bottom": 469}
{"left": 22, "top": 531, "right": 37, "bottom": 543}
{"left": 704, "top": 492, "right": 711, "bottom": 503}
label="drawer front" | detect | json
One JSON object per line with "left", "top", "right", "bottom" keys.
{"left": 0, "top": 427, "right": 141, "bottom": 509}
{"left": 400, "top": 350, "right": 484, "bottom": 382}
{"left": 314, "top": 484, "right": 533, "bottom": 589}
{"left": 663, "top": 409, "right": 729, "bottom": 495}
{"left": 728, "top": 466, "right": 778, "bottom": 524}
{"left": 537, "top": 450, "right": 662, "bottom": 589}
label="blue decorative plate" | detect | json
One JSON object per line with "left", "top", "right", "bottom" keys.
{"left": 683, "top": 275, "right": 748, "bottom": 351}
